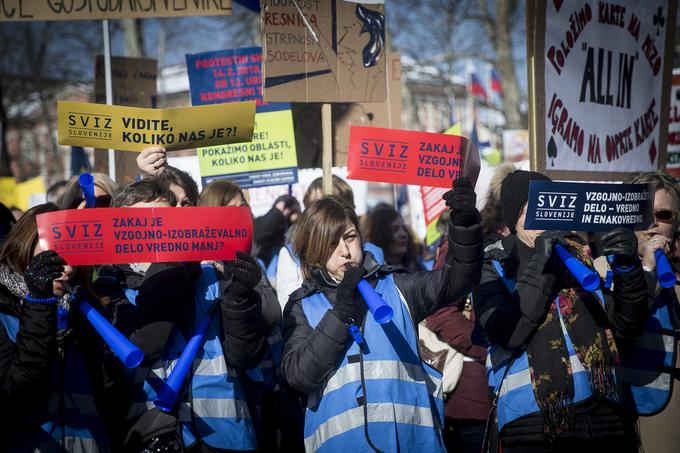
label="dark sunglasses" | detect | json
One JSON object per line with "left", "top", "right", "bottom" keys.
{"left": 654, "top": 209, "right": 675, "bottom": 223}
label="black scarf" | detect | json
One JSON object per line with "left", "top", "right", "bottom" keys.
{"left": 514, "top": 236, "right": 621, "bottom": 440}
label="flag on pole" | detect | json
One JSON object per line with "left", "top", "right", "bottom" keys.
{"left": 469, "top": 73, "right": 487, "bottom": 101}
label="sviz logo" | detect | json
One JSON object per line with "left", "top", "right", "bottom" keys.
{"left": 360, "top": 141, "right": 408, "bottom": 159}
{"left": 67, "top": 114, "right": 112, "bottom": 129}
{"left": 51, "top": 222, "right": 103, "bottom": 240}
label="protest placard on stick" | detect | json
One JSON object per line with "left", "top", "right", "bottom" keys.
{"left": 57, "top": 100, "right": 255, "bottom": 152}
{"left": 261, "top": 0, "right": 386, "bottom": 103}
{"left": 36, "top": 207, "right": 252, "bottom": 265}
{"left": 527, "top": 0, "right": 677, "bottom": 180}
{"left": 186, "top": 46, "right": 299, "bottom": 188}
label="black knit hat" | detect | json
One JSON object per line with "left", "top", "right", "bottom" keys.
{"left": 500, "top": 170, "right": 552, "bottom": 233}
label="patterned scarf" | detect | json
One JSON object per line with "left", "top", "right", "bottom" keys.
{"left": 525, "top": 237, "right": 621, "bottom": 441}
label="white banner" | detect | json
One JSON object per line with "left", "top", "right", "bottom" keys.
{"left": 543, "top": 0, "right": 669, "bottom": 173}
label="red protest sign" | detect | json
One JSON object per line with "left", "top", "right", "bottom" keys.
{"left": 347, "top": 126, "right": 479, "bottom": 188}
{"left": 36, "top": 207, "right": 252, "bottom": 266}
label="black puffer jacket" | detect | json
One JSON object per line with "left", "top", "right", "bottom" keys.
{"left": 281, "top": 222, "right": 483, "bottom": 395}
{"left": 473, "top": 234, "right": 648, "bottom": 447}
{"left": 0, "top": 283, "right": 57, "bottom": 428}
{"left": 101, "top": 262, "right": 278, "bottom": 451}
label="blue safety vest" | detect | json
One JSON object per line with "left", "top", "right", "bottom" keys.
{"left": 126, "top": 265, "right": 257, "bottom": 450}
{"left": 301, "top": 273, "right": 445, "bottom": 453}
{"left": 618, "top": 289, "right": 677, "bottom": 415}
{"left": 487, "top": 260, "right": 602, "bottom": 432}
{"left": 0, "top": 311, "right": 109, "bottom": 452}
{"left": 257, "top": 253, "right": 279, "bottom": 290}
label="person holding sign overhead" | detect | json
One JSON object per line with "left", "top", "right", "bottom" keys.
{"left": 281, "top": 176, "right": 483, "bottom": 452}
{"left": 474, "top": 170, "right": 648, "bottom": 452}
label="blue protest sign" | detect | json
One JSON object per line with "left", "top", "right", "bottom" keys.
{"left": 524, "top": 181, "right": 654, "bottom": 231}
{"left": 186, "top": 47, "right": 298, "bottom": 189}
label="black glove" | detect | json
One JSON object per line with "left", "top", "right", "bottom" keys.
{"left": 601, "top": 227, "right": 639, "bottom": 266}
{"left": 534, "top": 230, "right": 569, "bottom": 272}
{"left": 92, "top": 265, "right": 123, "bottom": 296}
{"left": 332, "top": 266, "right": 367, "bottom": 324}
{"left": 25, "top": 250, "right": 65, "bottom": 298}
{"left": 442, "top": 177, "right": 481, "bottom": 227}
{"left": 225, "top": 252, "right": 262, "bottom": 300}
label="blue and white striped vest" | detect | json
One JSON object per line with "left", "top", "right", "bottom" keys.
{"left": 125, "top": 265, "right": 257, "bottom": 450}
{"left": 618, "top": 289, "right": 677, "bottom": 415}
{"left": 301, "top": 273, "right": 446, "bottom": 453}
{"left": 0, "top": 312, "right": 109, "bottom": 453}
{"left": 487, "top": 260, "right": 600, "bottom": 432}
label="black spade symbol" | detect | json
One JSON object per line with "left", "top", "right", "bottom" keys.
{"left": 548, "top": 136, "right": 558, "bottom": 167}
{"left": 654, "top": 7, "right": 665, "bottom": 35}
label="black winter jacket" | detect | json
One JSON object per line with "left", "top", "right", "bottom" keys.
{"left": 473, "top": 234, "right": 648, "bottom": 445}
{"left": 281, "top": 222, "right": 483, "bottom": 395}
{"left": 0, "top": 284, "right": 56, "bottom": 429}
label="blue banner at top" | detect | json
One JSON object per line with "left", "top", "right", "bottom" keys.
{"left": 185, "top": 47, "right": 288, "bottom": 112}
{"left": 524, "top": 181, "right": 654, "bottom": 232}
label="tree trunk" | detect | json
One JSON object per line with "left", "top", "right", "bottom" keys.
{"left": 122, "top": 19, "right": 145, "bottom": 57}
{"left": 492, "top": 0, "right": 523, "bottom": 129}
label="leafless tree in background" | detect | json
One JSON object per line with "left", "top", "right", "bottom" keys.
{"left": 389, "top": 0, "right": 525, "bottom": 129}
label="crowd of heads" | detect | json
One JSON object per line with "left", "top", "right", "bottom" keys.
{"left": 4, "top": 163, "right": 680, "bottom": 287}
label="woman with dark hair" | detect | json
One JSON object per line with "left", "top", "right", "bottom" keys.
{"left": 0, "top": 203, "right": 110, "bottom": 451}
{"left": 281, "top": 177, "right": 483, "bottom": 452}
{"left": 363, "top": 206, "right": 422, "bottom": 272}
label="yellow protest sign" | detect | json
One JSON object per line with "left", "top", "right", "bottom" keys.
{"left": 197, "top": 108, "right": 298, "bottom": 188}
{"left": 14, "top": 176, "right": 45, "bottom": 211}
{"left": 0, "top": 177, "right": 16, "bottom": 207}
{"left": 0, "top": 1, "right": 231, "bottom": 22}
{"left": 58, "top": 101, "right": 256, "bottom": 152}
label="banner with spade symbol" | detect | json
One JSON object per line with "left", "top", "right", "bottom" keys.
{"left": 527, "top": 0, "right": 676, "bottom": 180}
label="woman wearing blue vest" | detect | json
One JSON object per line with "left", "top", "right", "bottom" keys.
{"left": 0, "top": 203, "right": 111, "bottom": 452}
{"left": 617, "top": 171, "right": 680, "bottom": 453}
{"left": 281, "top": 176, "right": 483, "bottom": 453}
{"left": 474, "top": 170, "right": 649, "bottom": 452}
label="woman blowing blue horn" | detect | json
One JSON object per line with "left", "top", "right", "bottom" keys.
{"left": 280, "top": 176, "right": 483, "bottom": 452}
{"left": 474, "top": 170, "right": 647, "bottom": 452}
{"left": 612, "top": 171, "right": 680, "bottom": 453}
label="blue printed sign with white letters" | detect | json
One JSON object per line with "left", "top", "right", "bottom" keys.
{"left": 524, "top": 181, "right": 654, "bottom": 231}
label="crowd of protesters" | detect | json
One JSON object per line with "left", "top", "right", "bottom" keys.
{"left": 0, "top": 144, "right": 678, "bottom": 453}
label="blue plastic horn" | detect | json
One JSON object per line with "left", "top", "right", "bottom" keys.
{"left": 79, "top": 301, "right": 144, "bottom": 369}
{"left": 357, "top": 279, "right": 393, "bottom": 324}
{"left": 78, "top": 173, "right": 96, "bottom": 208}
{"left": 155, "top": 311, "right": 213, "bottom": 412}
{"left": 554, "top": 244, "right": 600, "bottom": 291}
{"left": 655, "top": 249, "right": 677, "bottom": 289}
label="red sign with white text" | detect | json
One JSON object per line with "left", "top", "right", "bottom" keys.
{"left": 36, "top": 207, "right": 252, "bottom": 265}
{"left": 347, "top": 126, "right": 479, "bottom": 188}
